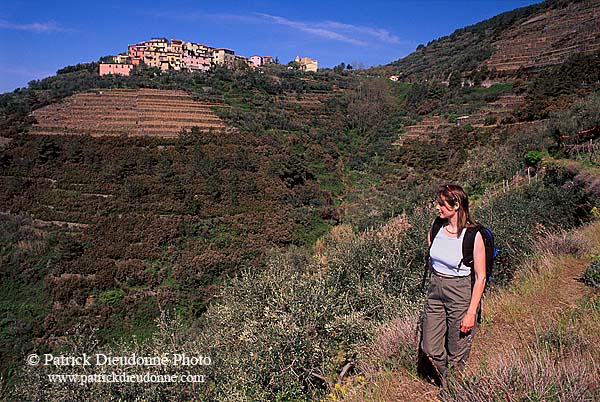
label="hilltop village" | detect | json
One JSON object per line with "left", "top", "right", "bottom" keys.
{"left": 99, "top": 37, "right": 318, "bottom": 76}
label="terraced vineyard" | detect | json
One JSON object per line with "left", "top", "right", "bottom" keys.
{"left": 279, "top": 91, "right": 341, "bottom": 130}
{"left": 394, "top": 94, "right": 526, "bottom": 146}
{"left": 486, "top": 0, "right": 600, "bottom": 72}
{"left": 30, "top": 88, "right": 228, "bottom": 138}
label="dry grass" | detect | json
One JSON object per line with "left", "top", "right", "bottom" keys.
{"left": 338, "top": 313, "right": 441, "bottom": 401}
{"left": 15, "top": 239, "right": 47, "bottom": 255}
{"left": 340, "top": 221, "right": 600, "bottom": 402}
{"left": 357, "top": 313, "right": 420, "bottom": 376}
{"left": 447, "top": 221, "right": 600, "bottom": 401}
{"left": 442, "top": 342, "right": 599, "bottom": 401}
{"left": 339, "top": 370, "right": 438, "bottom": 402}
{"left": 375, "top": 214, "right": 411, "bottom": 243}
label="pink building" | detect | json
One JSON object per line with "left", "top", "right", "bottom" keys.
{"left": 99, "top": 63, "right": 134, "bottom": 76}
{"left": 182, "top": 54, "right": 211, "bottom": 72}
{"left": 128, "top": 44, "right": 147, "bottom": 65}
{"left": 249, "top": 55, "right": 262, "bottom": 67}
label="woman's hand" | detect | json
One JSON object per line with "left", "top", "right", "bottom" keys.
{"left": 460, "top": 312, "right": 476, "bottom": 333}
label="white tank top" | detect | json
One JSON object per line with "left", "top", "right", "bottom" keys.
{"left": 430, "top": 226, "right": 471, "bottom": 277}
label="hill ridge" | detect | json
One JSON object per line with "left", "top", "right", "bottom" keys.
{"left": 387, "top": 0, "right": 600, "bottom": 81}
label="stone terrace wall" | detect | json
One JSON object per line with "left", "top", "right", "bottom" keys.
{"left": 29, "top": 88, "right": 228, "bottom": 138}
{"left": 486, "top": 1, "right": 600, "bottom": 72}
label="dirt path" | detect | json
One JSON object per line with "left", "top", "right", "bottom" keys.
{"left": 467, "top": 224, "right": 598, "bottom": 375}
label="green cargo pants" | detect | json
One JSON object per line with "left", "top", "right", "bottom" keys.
{"left": 421, "top": 274, "right": 475, "bottom": 382}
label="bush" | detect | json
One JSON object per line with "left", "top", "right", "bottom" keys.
{"left": 98, "top": 288, "right": 125, "bottom": 304}
{"left": 583, "top": 255, "right": 600, "bottom": 289}
{"left": 474, "top": 180, "right": 585, "bottom": 286}
{"left": 524, "top": 150, "right": 543, "bottom": 167}
{"left": 484, "top": 115, "right": 497, "bottom": 126}
{"left": 195, "top": 215, "right": 431, "bottom": 400}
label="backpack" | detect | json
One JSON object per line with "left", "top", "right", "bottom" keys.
{"left": 422, "top": 216, "right": 497, "bottom": 291}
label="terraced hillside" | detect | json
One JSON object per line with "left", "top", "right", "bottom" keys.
{"left": 486, "top": 0, "right": 600, "bottom": 72}
{"left": 386, "top": 0, "right": 600, "bottom": 81}
{"left": 279, "top": 91, "right": 342, "bottom": 130}
{"left": 394, "top": 91, "right": 526, "bottom": 146}
{"left": 30, "top": 88, "right": 228, "bottom": 138}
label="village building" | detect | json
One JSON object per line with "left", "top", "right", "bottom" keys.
{"left": 112, "top": 54, "right": 131, "bottom": 64}
{"left": 100, "top": 37, "right": 272, "bottom": 76}
{"left": 127, "top": 43, "right": 147, "bottom": 65}
{"left": 99, "top": 63, "right": 134, "bottom": 76}
{"left": 295, "top": 55, "right": 318, "bottom": 72}
{"left": 213, "top": 48, "right": 236, "bottom": 68}
{"left": 249, "top": 55, "right": 263, "bottom": 67}
{"left": 182, "top": 53, "right": 211, "bottom": 72}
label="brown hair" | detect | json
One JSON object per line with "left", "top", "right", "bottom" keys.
{"left": 435, "top": 184, "right": 475, "bottom": 236}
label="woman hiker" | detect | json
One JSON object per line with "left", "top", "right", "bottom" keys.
{"left": 420, "top": 184, "right": 486, "bottom": 386}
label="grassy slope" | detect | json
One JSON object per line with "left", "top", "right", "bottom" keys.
{"left": 339, "top": 219, "right": 600, "bottom": 401}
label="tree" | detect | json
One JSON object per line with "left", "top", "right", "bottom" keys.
{"left": 449, "top": 71, "right": 462, "bottom": 89}
{"left": 333, "top": 63, "right": 346, "bottom": 74}
{"left": 37, "top": 138, "right": 61, "bottom": 163}
{"left": 99, "top": 55, "right": 115, "bottom": 63}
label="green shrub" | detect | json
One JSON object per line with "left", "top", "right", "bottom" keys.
{"left": 583, "top": 256, "right": 600, "bottom": 289}
{"left": 524, "top": 150, "right": 543, "bottom": 167}
{"left": 193, "top": 217, "right": 431, "bottom": 400}
{"left": 484, "top": 114, "right": 497, "bottom": 126}
{"left": 98, "top": 288, "right": 125, "bottom": 304}
{"left": 474, "top": 180, "right": 585, "bottom": 286}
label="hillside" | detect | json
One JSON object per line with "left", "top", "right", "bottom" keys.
{"left": 486, "top": 0, "right": 600, "bottom": 73}
{"left": 6, "top": 170, "right": 598, "bottom": 401}
{"left": 30, "top": 89, "right": 227, "bottom": 137}
{"left": 385, "top": 0, "right": 600, "bottom": 82}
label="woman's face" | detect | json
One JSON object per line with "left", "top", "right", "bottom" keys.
{"left": 435, "top": 197, "right": 458, "bottom": 219}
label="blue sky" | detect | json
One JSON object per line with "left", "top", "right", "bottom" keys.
{"left": 0, "top": 0, "right": 541, "bottom": 94}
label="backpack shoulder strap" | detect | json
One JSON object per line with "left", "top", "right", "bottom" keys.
{"left": 461, "top": 224, "right": 481, "bottom": 268}
{"left": 429, "top": 216, "right": 446, "bottom": 244}
{"left": 421, "top": 217, "right": 447, "bottom": 290}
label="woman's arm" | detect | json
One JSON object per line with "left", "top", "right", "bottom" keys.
{"left": 460, "top": 231, "right": 486, "bottom": 333}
